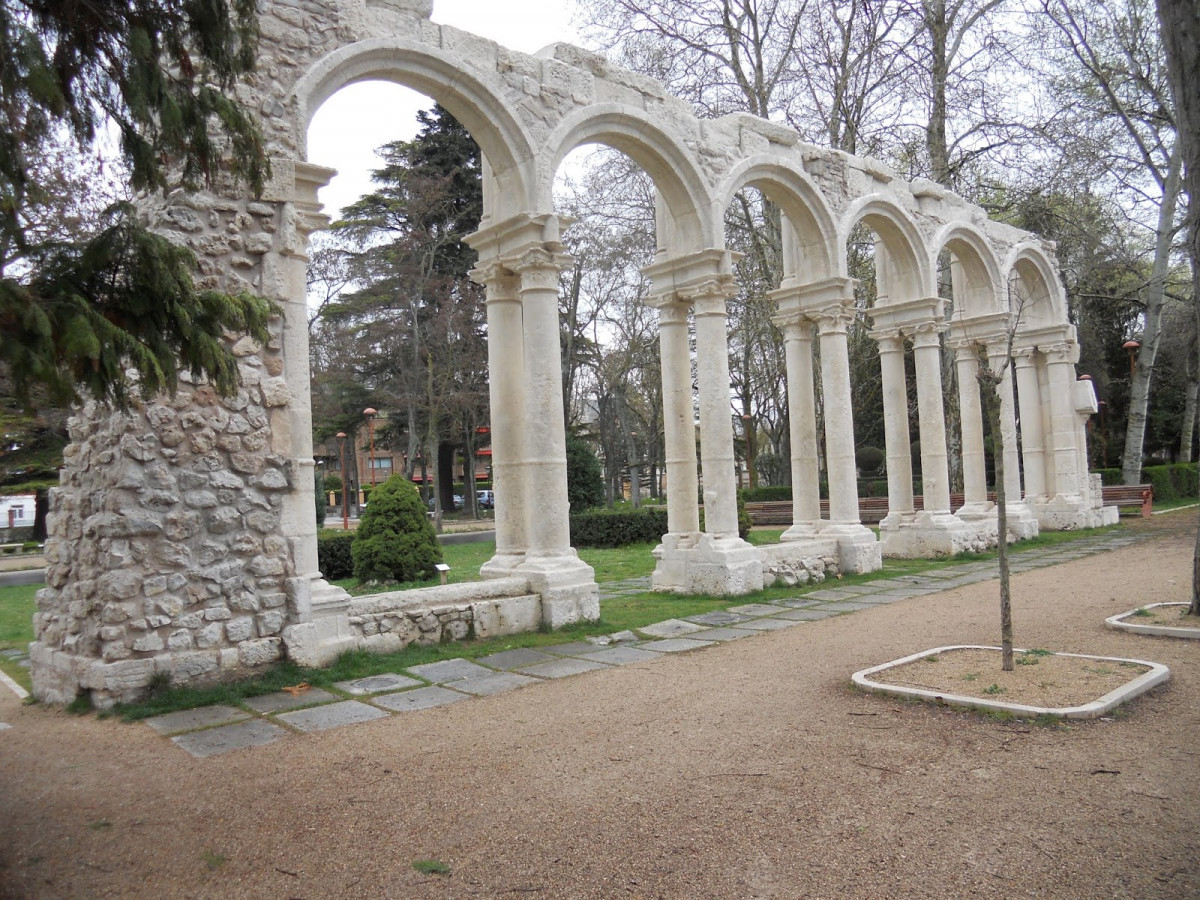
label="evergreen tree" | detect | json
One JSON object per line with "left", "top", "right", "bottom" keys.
{"left": 0, "top": 0, "right": 273, "bottom": 409}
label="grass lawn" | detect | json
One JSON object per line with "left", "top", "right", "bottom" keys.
{"left": 0, "top": 522, "right": 1127, "bottom": 718}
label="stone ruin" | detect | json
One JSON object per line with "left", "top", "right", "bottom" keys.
{"left": 29, "top": 0, "right": 1113, "bottom": 707}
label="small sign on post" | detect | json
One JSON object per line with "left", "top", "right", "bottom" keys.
{"left": 435, "top": 563, "right": 450, "bottom": 585}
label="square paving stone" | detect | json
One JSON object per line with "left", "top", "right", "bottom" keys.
{"left": 144, "top": 704, "right": 250, "bottom": 736}
{"left": 638, "top": 618, "right": 709, "bottom": 638}
{"left": 449, "top": 672, "right": 539, "bottom": 696}
{"left": 243, "top": 688, "right": 340, "bottom": 714}
{"left": 803, "top": 589, "right": 862, "bottom": 601}
{"left": 817, "top": 601, "right": 878, "bottom": 613}
{"left": 477, "top": 648, "right": 557, "bottom": 670}
{"left": 334, "top": 673, "right": 423, "bottom": 695}
{"left": 406, "top": 658, "right": 494, "bottom": 683}
{"left": 779, "top": 607, "right": 839, "bottom": 621}
{"left": 689, "top": 626, "right": 758, "bottom": 641}
{"left": 515, "top": 658, "right": 611, "bottom": 679}
{"left": 768, "top": 609, "right": 819, "bottom": 622}
{"left": 579, "top": 646, "right": 664, "bottom": 666}
{"left": 372, "top": 686, "right": 468, "bottom": 712}
{"left": 172, "top": 719, "right": 286, "bottom": 758}
{"left": 683, "top": 611, "right": 751, "bottom": 627}
{"left": 774, "top": 598, "right": 824, "bottom": 609}
{"left": 726, "top": 603, "right": 786, "bottom": 617}
{"left": 735, "top": 617, "right": 798, "bottom": 631}
{"left": 539, "top": 642, "right": 598, "bottom": 657}
{"left": 638, "top": 637, "right": 717, "bottom": 653}
{"left": 275, "top": 700, "right": 390, "bottom": 733}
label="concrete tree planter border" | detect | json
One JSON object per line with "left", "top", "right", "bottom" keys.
{"left": 1106, "top": 602, "right": 1200, "bottom": 640}
{"left": 851, "top": 645, "right": 1170, "bottom": 720}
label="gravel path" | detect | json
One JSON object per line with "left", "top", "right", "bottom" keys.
{"left": 1, "top": 514, "right": 1198, "bottom": 899}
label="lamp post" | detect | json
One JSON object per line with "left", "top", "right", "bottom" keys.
{"left": 1123, "top": 340, "right": 1140, "bottom": 377}
{"left": 336, "top": 432, "right": 349, "bottom": 530}
{"left": 363, "top": 407, "right": 377, "bottom": 488}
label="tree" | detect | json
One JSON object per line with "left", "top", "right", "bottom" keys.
{"left": 1153, "top": 0, "right": 1200, "bottom": 616}
{"left": 316, "top": 106, "right": 488, "bottom": 517}
{"left": 0, "top": 0, "right": 274, "bottom": 409}
{"left": 1040, "top": 0, "right": 1183, "bottom": 485}
{"left": 566, "top": 431, "right": 606, "bottom": 511}
{"left": 351, "top": 474, "right": 443, "bottom": 583}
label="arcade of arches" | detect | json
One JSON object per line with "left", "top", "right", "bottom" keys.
{"left": 29, "top": 0, "right": 1113, "bottom": 707}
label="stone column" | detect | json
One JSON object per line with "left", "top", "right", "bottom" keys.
{"left": 812, "top": 306, "right": 861, "bottom": 525}
{"left": 874, "top": 329, "right": 915, "bottom": 520}
{"left": 689, "top": 282, "right": 741, "bottom": 537}
{"left": 911, "top": 322, "right": 952, "bottom": 515}
{"left": 780, "top": 316, "right": 821, "bottom": 536}
{"left": 1044, "top": 343, "right": 1082, "bottom": 501}
{"left": 952, "top": 341, "right": 990, "bottom": 514}
{"left": 1013, "top": 349, "right": 1047, "bottom": 502}
{"left": 470, "top": 259, "right": 528, "bottom": 577}
{"left": 655, "top": 299, "right": 701, "bottom": 539}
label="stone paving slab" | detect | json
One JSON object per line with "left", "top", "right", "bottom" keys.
{"left": 172, "top": 719, "right": 287, "bottom": 758}
{"left": 688, "top": 626, "right": 758, "bottom": 641}
{"left": 449, "top": 671, "right": 540, "bottom": 696}
{"left": 372, "top": 686, "right": 468, "bottom": 712}
{"left": 915, "top": 568, "right": 973, "bottom": 579}
{"left": 683, "top": 611, "right": 752, "bottom": 627}
{"left": 735, "top": 617, "right": 799, "bottom": 631}
{"left": 275, "top": 700, "right": 390, "bottom": 733}
{"left": 726, "top": 603, "right": 785, "bottom": 617}
{"left": 637, "top": 618, "right": 708, "bottom": 638}
{"left": 515, "top": 658, "right": 611, "bottom": 679}
{"left": 767, "top": 609, "right": 820, "bottom": 622}
{"left": 406, "top": 658, "right": 494, "bottom": 683}
{"left": 803, "top": 588, "right": 870, "bottom": 601}
{"left": 638, "top": 638, "right": 717, "bottom": 653}
{"left": 243, "top": 688, "right": 340, "bottom": 714}
{"left": 579, "top": 646, "right": 664, "bottom": 666}
{"left": 539, "top": 641, "right": 598, "bottom": 657}
{"left": 780, "top": 607, "right": 841, "bottom": 621}
{"left": 143, "top": 704, "right": 251, "bottom": 736}
{"left": 477, "top": 648, "right": 557, "bottom": 670}
{"left": 334, "top": 673, "right": 423, "bottom": 695}
{"left": 773, "top": 598, "right": 825, "bottom": 609}
{"left": 818, "top": 601, "right": 881, "bottom": 613}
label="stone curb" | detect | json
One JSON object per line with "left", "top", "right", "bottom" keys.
{"left": 1105, "top": 602, "right": 1200, "bottom": 640}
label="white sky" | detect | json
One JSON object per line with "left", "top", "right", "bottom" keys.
{"left": 307, "top": 1, "right": 581, "bottom": 218}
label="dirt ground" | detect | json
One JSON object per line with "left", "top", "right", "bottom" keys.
{"left": 1, "top": 514, "right": 1198, "bottom": 899}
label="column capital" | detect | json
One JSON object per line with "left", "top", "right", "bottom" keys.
{"left": 681, "top": 276, "right": 737, "bottom": 317}
{"left": 811, "top": 304, "right": 855, "bottom": 335}
{"left": 654, "top": 300, "right": 689, "bottom": 326}
{"left": 910, "top": 319, "right": 946, "bottom": 348}
{"left": 869, "top": 326, "right": 905, "bottom": 351}
{"left": 510, "top": 245, "right": 573, "bottom": 292}
{"left": 1041, "top": 342, "right": 1078, "bottom": 364}
{"left": 774, "top": 315, "right": 815, "bottom": 342}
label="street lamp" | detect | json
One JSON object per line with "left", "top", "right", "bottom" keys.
{"left": 1123, "top": 340, "right": 1140, "bottom": 377}
{"left": 363, "top": 407, "right": 378, "bottom": 488}
{"left": 336, "top": 432, "right": 349, "bottom": 530}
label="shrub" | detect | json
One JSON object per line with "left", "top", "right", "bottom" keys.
{"left": 352, "top": 475, "right": 443, "bottom": 583}
{"left": 317, "top": 531, "right": 355, "bottom": 580}
{"left": 741, "top": 485, "right": 792, "bottom": 502}
{"left": 571, "top": 507, "right": 668, "bottom": 547}
{"left": 566, "top": 431, "right": 605, "bottom": 511}
{"left": 324, "top": 472, "right": 343, "bottom": 493}
{"left": 1142, "top": 463, "right": 1199, "bottom": 502}
{"left": 855, "top": 445, "right": 885, "bottom": 475}
{"left": 314, "top": 469, "right": 326, "bottom": 529}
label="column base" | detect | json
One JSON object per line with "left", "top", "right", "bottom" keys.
{"left": 516, "top": 552, "right": 600, "bottom": 628}
{"left": 880, "top": 511, "right": 981, "bottom": 558}
{"left": 820, "top": 523, "right": 883, "bottom": 573}
{"left": 481, "top": 552, "right": 527, "bottom": 580}
{"left": 955, "top": 500, "right": 995, "bottom": 520}
{"left": 999, "top": 501, "right": 1041, "bottom": 541}
{"left": 781, "top": 521, "right": 822, "bottom": 541}
{"left": 653, "top": 533, "right": 764, "bottom": 595}
{"left": 1034, "top": 495, "right": 1117, "bottom": 530}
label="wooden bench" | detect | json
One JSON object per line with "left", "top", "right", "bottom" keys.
{"left": 1100, "top": 484, "right": 1153, "bottom": 517}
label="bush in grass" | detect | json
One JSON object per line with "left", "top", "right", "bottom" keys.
{"left": 571, "top": 507, "right": 668, "bottom": 547}
{"left": 566, "top": 431, "right": 605, "bottom": 511}
{"left": 317, "top": 531, "right": 355, "bottom": 580}
{"left": 855, "top": 445, "right": 885, "bottom": 475}
{"left": 1142, "top": 463, "right": 1199, "bottom": 502}
{"left": 741, "top": 485, "right": 792, "bottom": 501}
{"left": 352, "top": 475, "right": 443, "bottom": 583}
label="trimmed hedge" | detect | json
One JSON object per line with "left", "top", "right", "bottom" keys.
{"left": 1094, "top": 464, "right": 1198, "bottom": 500}
{"left": 570, "top": 507, "right": 668, "bottom": 548}
{"left": 741, "top": 485, "right": 792, "bottom": 502}
{"left": 317, "top": 531, "right": 355, "bottom": 581}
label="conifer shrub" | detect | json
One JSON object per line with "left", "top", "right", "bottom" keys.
{"left": 317, "top": 531, "right": 355, "bottom": 580}
{"left": 352, "top": 475, "right": 443, "bottom": 583}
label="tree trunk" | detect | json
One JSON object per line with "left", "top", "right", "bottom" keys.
{"left": 1121, "top": 143, "right": 1183, "bottom": 484}
{"left": 1180, "top": 378, "right": 1199, "bottom": 463}
{"left": 976, "top": 349, "right": 1013, "bottom": 670}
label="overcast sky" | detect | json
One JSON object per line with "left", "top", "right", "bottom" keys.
{"left": 307, "top": 0, "right": 581, "bottom": 218}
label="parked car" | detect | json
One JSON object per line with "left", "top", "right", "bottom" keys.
{"left": 477, "top": 489, "right": 495, "bottom": 509}
{"left": 427, "top": 494, "right": 464, "bottom": 511}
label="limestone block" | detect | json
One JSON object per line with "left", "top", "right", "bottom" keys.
{"left": 225, "top": 617, "right": 254, "bottom": 642}
{"left": 257, "top": 610, "right": 285, "bottom": 636}
{"left": 170, "top": 651, "right": 220, "bottom": 682}
{"left": 472, "top": 595, "right": 541, "bottom": 639}
{"left": 249, "top": 555, "right": 285, "bottom": 577}
{"left": 250, "top": 468, "right": 289, "bottom": 490}
{"left": 195, "top": 622, "right": 223, "bottom": 649}
{"left": 206, "top": 507, "right": 242, "bottom": 534}
{"left": 260, "top": 377, "right": 292, "bottom": 407}
{"left": 204, "top": 606, "right": 232, "bottom": 621}
{"left": 184, "top": 490, "right": 219, "bottom": 509}
{"left": 99, "top": 570, "right": 143, "bottom": 601}
{"left": 132, "top": 632, "right": 164, "bottom": 653}
{"left": 167, "top": 630, "right": 194, "bottom": 651}
{"left": 238, "top": 637, "right": 282, "bottom": 668}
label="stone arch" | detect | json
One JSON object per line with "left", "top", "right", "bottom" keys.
{"left": 1003, "top": 244, "right": 1067, "bottom": 329}
{"left": 841, "top": 196, "right": 933, "bottom": 303}
{"left": 717, "top": 157, "right": 839, "bottom": 282}
{"left": 932, "top": 223, "right": 1005, "bottom": 318}
{"left": 545, "top": 104, "right": 713, "bottom": 252}
{"left": 290, "top": 37, "right": 538, "bottom": 221}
